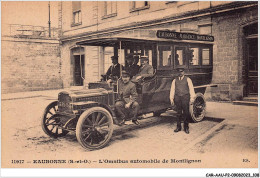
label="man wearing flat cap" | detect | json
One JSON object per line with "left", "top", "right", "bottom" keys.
{"left": 169, "top": 67, "right": 195, "bottom": 134}
{"left": 115, "top": 70, "right": 140, "bottom": 125}
{"left": 125, "top": 54, "right": 140, "bottom": 78}
{"left": 103, "top": 56, "right": 123, "bottom": 81}
{"left": 134, "top": 56, "right": 154, "bottom": 80}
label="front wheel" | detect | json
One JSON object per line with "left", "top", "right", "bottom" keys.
{"left": 76, "top": 107, "right": 114, "bottom": 150}
{"left": 41, "top": 101, "right": 69, "bottom": 138}
{"left": 189, "top": 93, "right": 206, "bottom": 122}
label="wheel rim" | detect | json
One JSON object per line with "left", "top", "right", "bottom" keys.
{"left": 190, "top": 94, "right": 206, "bottom": 122}
{"left": 193, "top": 97, "right": 206, "bottom": 117}
{"left": 79, "top": 111, "right": 113, "bottom": 148}
{"left": 42, "top": 102, "right": 68, "bottom": 138}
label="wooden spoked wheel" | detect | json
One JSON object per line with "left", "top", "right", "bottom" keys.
{"left": 76, "top": 107, "right": 114, "bottom": 150}
{"left": 189, "top": 93, "right": 206, "bottom": 122}
{"left": 41, "top": 101, "right": 68, "bottom": 138}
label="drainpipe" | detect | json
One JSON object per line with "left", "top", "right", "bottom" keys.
{"left": 48, "top": 1, "right": 51, "bottom": 37}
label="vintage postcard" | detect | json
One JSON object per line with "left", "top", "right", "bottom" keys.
{"left": 1, "top": 1, "right": 259, "bottom": 177}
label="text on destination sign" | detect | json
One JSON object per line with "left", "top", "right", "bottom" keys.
{"left": 156, "top": 30, "right": 214, "bottom": 42}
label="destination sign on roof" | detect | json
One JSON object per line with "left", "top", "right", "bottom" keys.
{"left": 156, "top": 30, "right": 214, "bottom": 42}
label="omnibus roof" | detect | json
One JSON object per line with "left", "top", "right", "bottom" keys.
{"left": 76, "top": 37, "right": 213, "bottom": 47}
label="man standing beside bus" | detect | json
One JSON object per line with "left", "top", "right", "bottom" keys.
{"left": 169, "top": 67, "right": 195, "bottom": 134}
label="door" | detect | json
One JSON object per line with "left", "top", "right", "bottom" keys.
{"left": 246, "top": 38, "right": 258, "bottom": 95}
{"left": 74, "top": 55, "right": 85, "bottom": 86}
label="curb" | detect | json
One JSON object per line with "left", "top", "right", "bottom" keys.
{"left": 232, "top": 101, "right": 258, "bottom": 106}
{"left": 1, "top": 95, "right": 44, "bottom": 101}
{"left": 182, "top": 119, "right": 226, "bottom": 154}
{"left": 1, "top": 90, "right": 63, "bottom": 101}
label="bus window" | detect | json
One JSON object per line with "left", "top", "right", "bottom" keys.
{"left": 189, "top": 47, "right": 199, "bottom": 66}
{"left": 175, "top": 47, "right": 186, "bottom": 66}
{"left": 158, "top": 45, "right": 172, "bottom": 69}
{"left": 202, "top": 48, "right": 210, "bottom": 65}
{"left": 144, "top": 49, "right": 153, "bottom": 65}
{"left": 104, "top": 47, "right": 114, "bottom": 71}
{"left": 125, "top": 45, "right": 153, "bottom": 66}
{"left": 118, "top": 49, "right": 125, "bottom": 65}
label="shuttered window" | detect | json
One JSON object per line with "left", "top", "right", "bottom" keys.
{"left": 102, "top": 1, "right": 117, "bottom": 19}
{"left": 72, "top": 1, "right": 82, "bottom": 25}
{"left": 130, "top": 1, "right": 149, "bottom": 12}
{"left": 104, "top": 2, "right": 117, "bottom": 16}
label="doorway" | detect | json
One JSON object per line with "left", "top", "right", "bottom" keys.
{"left": 73, "top": 55, "right": 85, "bottom": 86}
{"left": 244, "top": 23, "right": 258, "bottom": 96}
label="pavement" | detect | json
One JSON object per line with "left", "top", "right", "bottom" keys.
{"left": 1, "top": 88, "right": 259, "bottom": 168}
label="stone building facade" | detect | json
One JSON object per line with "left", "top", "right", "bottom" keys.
{"left": 211, "top": 6, "right": 258, "bottom": 100}
{"left": 2, "top": 25, "right": 63, "bottom": 93}
{"left": 58, "top": 1, "right": 257, "bottom": 101}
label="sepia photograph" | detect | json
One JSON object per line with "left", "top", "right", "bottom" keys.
{"left": 1, "top": 0, "right": 259, "bottom": 177}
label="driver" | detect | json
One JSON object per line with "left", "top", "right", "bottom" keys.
{"left": 101, "top": 56, "right": 123, "bottom": 83}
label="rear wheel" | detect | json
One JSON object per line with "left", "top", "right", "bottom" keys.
{"left": 76, "top": 107, "right": 114, "bottom": 150}
{"left": 189, "top": 93, "right": 206, "bottom": 122}
{"left": 41, "top": 101, "right": 69, "bottom": 138}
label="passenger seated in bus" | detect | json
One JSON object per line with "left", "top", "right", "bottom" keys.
{"left": 133, "top": 56, "right": 154, "bottom": 81}
{"left": 115, "top": 71, "right": 140, "bottom": 126}
{"left": 125, "top": 54, "right": 140, "bottom": 78}
{"left": 101, "top": 56, "right": 123, "bottom": 84}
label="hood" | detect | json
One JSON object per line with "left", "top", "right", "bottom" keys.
{"left": 59, "top": 88, "right": 111, "bottom": 98}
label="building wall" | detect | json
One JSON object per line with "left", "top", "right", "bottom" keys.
{"left": 2, "top": 37, "right": 62, "bottom": 93}
{"left": 61, "top": 1, "right": 232, "bottom": 39}
{"left": 211, "top": 6, "right": 258, "bottom": 101}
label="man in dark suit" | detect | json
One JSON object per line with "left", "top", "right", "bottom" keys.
{"left": 102, "top": 56, "right": 123, "bottom": 81}
{"left": 125, "top": 54, "right": 140, "bottom": 78}
{"left": 115, "top": 71, "right": 140, "bottom": 125}
{"left": 169, "top": 67, "right": 195, "bottom": 134}
{"left": 134, "top": 56, "right": 154, "bottom": 81}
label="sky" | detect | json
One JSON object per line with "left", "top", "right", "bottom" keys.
{"left": 2, "top": 1, "right": 59, "bottom": 28}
